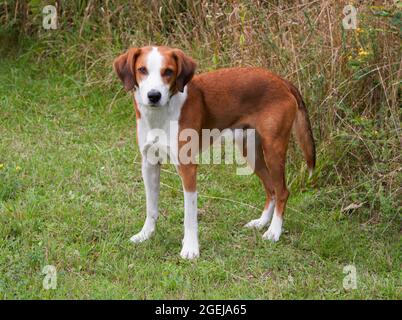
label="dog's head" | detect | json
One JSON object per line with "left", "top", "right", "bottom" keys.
{"left": 113, "top": 46, "right": 197, "bottom": 107}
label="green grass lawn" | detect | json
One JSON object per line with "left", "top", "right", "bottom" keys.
{"left": 0, "top": 57, "right": 400, "bottom": 299}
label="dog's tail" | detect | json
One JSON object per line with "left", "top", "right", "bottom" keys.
{"left": 287, "top": 82, "right": 316, "bottom": 177}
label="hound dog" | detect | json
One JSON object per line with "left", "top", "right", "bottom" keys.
{"left": 113, "top": 46, "right": 315, "bottom": 259}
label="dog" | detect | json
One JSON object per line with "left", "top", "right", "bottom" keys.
{"left": 113, "top": 46, "right": 315, "bottom": 259}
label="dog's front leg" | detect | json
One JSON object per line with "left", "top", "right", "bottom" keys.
{"left": 178, "top": 164, "right": 199, "bottom": 259}
{"left": 130, "top": 159, "right": 161, "bottom": 243}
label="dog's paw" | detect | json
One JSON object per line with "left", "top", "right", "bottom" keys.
{"left": 180, "top": 240, "right": 199, "bottom": 260}
{"left": 244, "top": 218, "right": 268, "bottom": 230}
{"left": 130, "top": 229, "right": 153, "bottom": 243}
{"left": 262, "top": 224, "right": 282, "bottom": 242}
{"left": 180, "top": 247, "right": 199, "bottom": 260}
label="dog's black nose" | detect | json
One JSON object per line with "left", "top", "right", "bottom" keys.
{"left": 147, "top": 90, "right": 162, "bottom": 104}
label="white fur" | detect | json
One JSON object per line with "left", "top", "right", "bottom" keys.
{"left": 130, "top": 159, "right": 160, "bottom": 243}
{"left": 180, "top": 191, "right": 199, "bottom": 259}
{"left": 136, "top": 47, "right": 170, "bottom": 107}
{"left": 135, "top": 86, "right": 187, "bottom": 164}
{"left": 245, "top": 199, "right": 275, "bottom": 229}
{"left": 262, "top": 209, "right": 283, "bottom": 242}
{"left": 131, "top": 47, "right": 193, "bottom": 258}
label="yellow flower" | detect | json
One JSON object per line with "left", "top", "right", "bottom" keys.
{"left": 0, "top": 163, "right": 4, "bottom": 170}
{"left": 358, "top": 49, "right": 369, "bottom": 57}
{"left": 15, "top": 166, "right": 21, "bottom": 172}
{"left": 356, "top": 28, "right": 363, "bottom": 33}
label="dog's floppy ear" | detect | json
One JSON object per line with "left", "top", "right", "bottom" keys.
{"left": 172, "top": 49, "right": 197, "bottom": 92}
{"left": 113, "top": 48, "right": 141, "bottom": 91}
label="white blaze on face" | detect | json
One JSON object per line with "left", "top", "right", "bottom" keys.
{"left": 138, "top": 47, "right": 170, "bottom": 106}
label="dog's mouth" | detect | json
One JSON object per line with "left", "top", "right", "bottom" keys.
{"left": 148, "top": 102, "right": 161, "bottom": 107}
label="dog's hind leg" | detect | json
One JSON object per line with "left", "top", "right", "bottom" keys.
{"left": 244, "top": 197, "right": 275, "bottom": 230}
{"left": 130, "top": 159, "right": 161, "bottom": 243}
{"left": 260, "top": 139, "right": 289, "bottom": 242}
{"left": 258, "top": 125, "right": 292, "bottom": 242}
{"left": 234, "top": 132, "right": 276, "bottom": 230}
{"left": 251, "top": 98, "right": 296, "bottom": 242}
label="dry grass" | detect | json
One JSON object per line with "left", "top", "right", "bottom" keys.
{"left": 0, "top": 0, "right": 400, "bottom": 299}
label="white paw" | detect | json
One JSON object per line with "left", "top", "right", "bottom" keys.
{"left": 244, "top": 218, "right": 268, "bottom": 230}
{"left": 130, "top": 229, "right": 154, "bottom": 243}
{"left": 262, "top": 224, "right": 282, "bottom": 242}
{"left": 180, "top": 247, "right": 199, "bottom": 259}
{"left": 180, "top": 241, "right": 199, "bottom": 260}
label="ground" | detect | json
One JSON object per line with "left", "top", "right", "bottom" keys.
{"left": 0, "top": 58, "right": 400, "bottom": 299}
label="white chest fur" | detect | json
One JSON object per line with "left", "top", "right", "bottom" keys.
{"left": 135, "top": 87, "right": 188, "bottom": 165}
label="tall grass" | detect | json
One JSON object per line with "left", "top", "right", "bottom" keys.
{"left": 1, "top": 0, "right": 401, "bottom": 223}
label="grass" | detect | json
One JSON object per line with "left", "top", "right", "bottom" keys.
{"left": 0, "top": 55, "right": 400, "bottom": 300}
{"left": 0, "top": 0, "right": 401, "bottom": 300}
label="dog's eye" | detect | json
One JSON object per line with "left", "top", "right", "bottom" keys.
{"left": 138, "top": 67, "right": 147, "bottom": 75}
{"left": 163, "top": 68, "right": 173, "bottom": 77}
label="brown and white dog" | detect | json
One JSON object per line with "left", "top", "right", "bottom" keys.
{"left": 113, "top": 46, "right": 315, "bottom": 259}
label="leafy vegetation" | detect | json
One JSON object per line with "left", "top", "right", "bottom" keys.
{"left": 0, "top": 0, "right": 400, "bottom": 299}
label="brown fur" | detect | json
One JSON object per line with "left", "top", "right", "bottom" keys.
{"left": 114, "top": 46, "right": 316, "bottom": 221}
{"left": 177, "top": 67, "right": 315, "bottom": 217}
